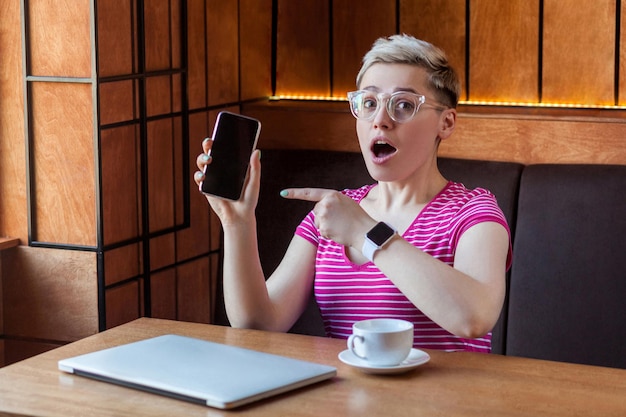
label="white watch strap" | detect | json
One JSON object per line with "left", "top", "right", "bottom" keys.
{"left": 362, "top": 237, "right": 378, "bottom": 263}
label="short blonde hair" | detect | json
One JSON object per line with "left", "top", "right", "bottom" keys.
{"left": 356, "top": 34, "right": 460, "bottom": 108}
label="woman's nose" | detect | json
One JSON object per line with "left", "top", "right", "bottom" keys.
{"left": 372, "top": 103, "right": 393, "bottom": 129}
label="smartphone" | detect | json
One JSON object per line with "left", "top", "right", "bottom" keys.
{"left": 200, "top": 111, "right": 261, "bottom": 200}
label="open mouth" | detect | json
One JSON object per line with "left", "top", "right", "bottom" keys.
{"left": 372, "top": 141, "right": 397, "bottom": 158}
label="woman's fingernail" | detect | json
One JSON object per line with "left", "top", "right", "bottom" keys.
{"left": 280, "top": 190, "right": 289, "bottom": 197}
{"left": 202, "top": 154, "right": 210, "bottom": 162}
{"left": 194, "top": 171, "right": 204, "bottom": 181}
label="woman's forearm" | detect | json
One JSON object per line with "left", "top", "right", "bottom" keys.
{"left": 221, "top": 220, "right": 276, "bottom": 330}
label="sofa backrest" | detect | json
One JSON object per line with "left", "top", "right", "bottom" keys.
{"left": 506, "top": 164, "right": 626, "bottom": 368}
{"left": 438, "top": 158, "right": 524, "bottom": 354}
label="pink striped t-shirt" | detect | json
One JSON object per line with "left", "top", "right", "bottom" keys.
{"left": 295, "top": 181, "right": 512, "bottom": 353}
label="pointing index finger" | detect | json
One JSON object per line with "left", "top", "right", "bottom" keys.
{"left": 280, "top": 188, "right": 336, "bottom": 202}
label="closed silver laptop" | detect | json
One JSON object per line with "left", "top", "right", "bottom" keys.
{"left": 58, "top": 334, "right": 336, "bottom": 409}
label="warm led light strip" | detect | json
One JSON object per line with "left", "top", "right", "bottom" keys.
{"left": 271, "top": 95, "right": 347, "bottom": 101}
{"left": 271, "top": 95, "right": 626, "bottom": 110}
{"left": 460, "top": 100, "right": 626, "bottom": 110}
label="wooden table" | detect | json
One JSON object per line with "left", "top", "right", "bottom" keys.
{"left": 0, "top": 318, "right": 624, "bottom": 416}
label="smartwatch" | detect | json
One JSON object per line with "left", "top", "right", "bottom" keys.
{"left": 362, "top": 222, "right": 396, "bottom": 262}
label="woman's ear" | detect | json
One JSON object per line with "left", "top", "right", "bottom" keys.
{"left": 438, "top": 108, "right": 457, "bottom": 141}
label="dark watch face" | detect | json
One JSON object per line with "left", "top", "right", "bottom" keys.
{"left": 367, "top": 222, "right": 395, "bottom": 246}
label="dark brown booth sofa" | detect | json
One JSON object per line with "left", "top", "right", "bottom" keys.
{"left": 214, "top": 149, "right": 626, "bottom": 369}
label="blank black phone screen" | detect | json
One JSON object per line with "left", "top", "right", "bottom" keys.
{"left": 200, "top": 111, "right": 261, "bottom": 200}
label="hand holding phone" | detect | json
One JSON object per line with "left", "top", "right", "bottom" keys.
{"left": 200, "top": 111, "right": 261, "bottom": 200}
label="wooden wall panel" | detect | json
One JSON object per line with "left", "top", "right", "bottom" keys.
{"left": 620, "top": 1, "right": 626, "bottom": 105}
{"left": 187, "top": 0, "right": 208, "bottom": 109}
{"left": 207, "top": 0, "right": 239, "bottom": 104}
{"left": 176, "top": 258, "right": 211, "bottom": 323}
{"left": 96, "top": 0, "right": 136, "bottom": 77}
{"left": 151, "top": 268, "right": 177, "bottom": 320}
{"left": 176, "top": 112, "right": 212, "bottom": 261}
{"left": 3, "top": 246, "right": 98, "bottom": 341}
{"left": 332, "top": 0, "right": 396, "bottom": 96}
{"left": 170, "top": 0, "right": 182, "bottom": 69}
{"left": 276, "top": 0, "right": 330, "bottom": 96}
{"left": 146, "top": 75, "right": 182, "bottom": 117}
{"left": 101, "top": 125, "right": 141, "bottom": 245}
{"left": 442, "top": 114, "right": 626, "bottom": 165}
{"left": 30, "top": 82, "right": 96, "bottom": 246}
{"left": 28, "top": 0, "right": 92, "bottom": 77}
{"left": 401, "top": 0, "right": 467, "bottom": 99}
{"left": 147, "top": 119, "right": 177, "bottom": 232}
{"left": 144, "top": 0, "right": 180, "bottom": 71}
{"left": 542, "top": 0, "right": 616, "bottom": 105}
{"left": 240, "top": 0, "right": 273, "bottom": 100}
{"left": 0, "top": 0, "right": 27, "bottom": 241}
{"left": 150, "top": 233, "right": 176, "bottom": 271}
{"left": 105, "top": 281, "right": 141, "bottom": 329}
{"left": 244, "top": 102, "right": 359, "bottom": 151}
{"left": 103, "top": 243, "right": 142, "bottom": 286}
{"left": 172, "top": 115, "right": 184, "bottom": 229}
{"left": 173, "top": 109, "right": 185, "bottom": 228}
{"left": 208, "top": 252, "right": 219, "bottom": 322}
{"left": 469, "top": 0, "right": 539, "bottom": 102}
{"left": 99, "top": 80, "right": 137, "bottom": 125}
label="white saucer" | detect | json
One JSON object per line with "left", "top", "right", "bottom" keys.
{"left": 338, "top": 348, "right": 430, "bottom": 375}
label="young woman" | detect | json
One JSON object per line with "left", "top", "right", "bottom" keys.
{"left": 194, "top": 34, "right": 511, "bottom": 352}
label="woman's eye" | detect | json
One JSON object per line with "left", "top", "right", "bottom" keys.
{"left": 396, "top": 100, "right": 415, "bottom": 111}
{"left": 363, "top": 98, "right": 377, "bottom": 109}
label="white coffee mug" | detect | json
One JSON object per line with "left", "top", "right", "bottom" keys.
{"left": 347, "top": 318, "right": 414, "bottom": 366}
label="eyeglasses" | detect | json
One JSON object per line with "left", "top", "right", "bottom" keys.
{"left": 347, "top": 90, "right": 447, "bottom": 123}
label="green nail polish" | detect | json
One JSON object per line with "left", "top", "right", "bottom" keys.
{"left": 280, "top": 190, "right": 289, "bottom": 197}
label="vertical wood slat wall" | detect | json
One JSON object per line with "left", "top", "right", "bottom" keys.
{"left": 277, "top": 0, "right": 626, "bottom": 106}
